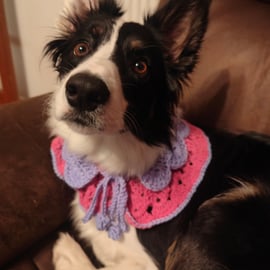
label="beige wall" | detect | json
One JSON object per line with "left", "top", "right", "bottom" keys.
{"left": 4, "top": 0, "right": 159, "bottom": 98}
{"left": 4, "top": 0, "right": 64, "bottom": 98}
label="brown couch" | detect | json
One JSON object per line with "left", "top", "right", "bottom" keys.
{"left": 1, "top": 0, "right": 270, "bottom": 269}
{"left": 0, "top": 95, "right": 73, "bottom": 270}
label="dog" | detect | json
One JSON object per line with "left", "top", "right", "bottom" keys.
{"left": 44, "top": 0, "right": 270, "bottom": 269}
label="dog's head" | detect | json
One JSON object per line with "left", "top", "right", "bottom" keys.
{"left": 45, "top": 0, "right": 210, "bottom": 175}
{"left": 45, "top": 0, "right": 210, "bottom": 144}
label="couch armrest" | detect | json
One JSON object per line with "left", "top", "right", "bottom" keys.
{"left": 0, "top": 95, "right": 73, "bottom": 267}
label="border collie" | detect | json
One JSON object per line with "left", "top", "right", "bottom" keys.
{"left": 45, "top": 0, "right": 270, "bottom": 269}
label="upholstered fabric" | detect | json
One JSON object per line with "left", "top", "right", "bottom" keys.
{"left": 0, "top": 95, "right": 73, "bottom": 269}
{"left": 184, "top": 0, "right": 270, "bottom": 134}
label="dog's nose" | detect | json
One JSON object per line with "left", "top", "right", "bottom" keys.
{"left": 66, "top": 73, "right": 110, "bottom": 111}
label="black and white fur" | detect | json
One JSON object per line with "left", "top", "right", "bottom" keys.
{"left": 45, "top": 0, "right": 270, "bottom": 269}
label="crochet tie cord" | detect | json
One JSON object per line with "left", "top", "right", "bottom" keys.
{"left": 51, "top": 121, "right": 212, "bottom": 240}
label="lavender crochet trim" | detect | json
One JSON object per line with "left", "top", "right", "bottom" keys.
{"left": 60, "top": 121, "right": 189, "bottom": 240}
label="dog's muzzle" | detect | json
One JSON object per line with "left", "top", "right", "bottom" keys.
{"left": 66, "top": 72, "right": 110, "bottom": 112}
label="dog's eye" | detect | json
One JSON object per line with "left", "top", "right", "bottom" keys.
{"left": 73, "top": 42, "right": 91, "bottom": 57}
{"left": 132, "top": 60, "right": 148, "bottom": 75}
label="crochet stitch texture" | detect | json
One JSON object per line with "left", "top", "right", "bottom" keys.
{"left": 51, "top": 121, "right": 212, "bottom": 240}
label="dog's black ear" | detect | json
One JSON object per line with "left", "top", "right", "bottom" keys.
{"left": 145, "top": 0, "right": 211, "bottom": 92}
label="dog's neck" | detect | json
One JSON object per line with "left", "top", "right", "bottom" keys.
{"left": 48, "top": 117, "right": 163, "bottom": 177}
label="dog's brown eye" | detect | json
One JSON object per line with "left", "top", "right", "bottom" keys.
{"left": 132, "top": 60, "right": 148, "bottom": 75}
{"left": 73, "top": 42, "right": 91, "bottom": 57}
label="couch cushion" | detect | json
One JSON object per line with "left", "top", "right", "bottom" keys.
{"left": 0, "top": 95, "right": 73, "bottom": 267}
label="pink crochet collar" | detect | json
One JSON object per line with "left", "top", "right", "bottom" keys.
{"left": 51, "top": 121, "right": 211, "bottom": 240}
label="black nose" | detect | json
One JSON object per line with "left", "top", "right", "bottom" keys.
{"left": 66, "top": 73, "right": 110, "bottom": 111}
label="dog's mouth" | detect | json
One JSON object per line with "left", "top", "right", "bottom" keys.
{"left": 61, "top": 107, "right": 128, "bottom": 134}
{"left": 62, "top": 107, "right": 105, "bottom": 132}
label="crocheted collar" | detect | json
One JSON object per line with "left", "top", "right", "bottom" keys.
{"left": 51, "top": 121, "right": 211, "bottom": 240}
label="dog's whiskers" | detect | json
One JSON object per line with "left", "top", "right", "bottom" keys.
{"left": 124, "top": 111, "right": 143, "bottom": 139}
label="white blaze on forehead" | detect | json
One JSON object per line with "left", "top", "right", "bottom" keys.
{"left": 116, "top": 0, "right": 159, "bottom": 23}
{"left": 69, "top": 19, "right": 124, "bottom": 83}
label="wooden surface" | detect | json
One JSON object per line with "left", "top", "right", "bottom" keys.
{"left": 0, "top": 0, "right": 18, "bottom": 104}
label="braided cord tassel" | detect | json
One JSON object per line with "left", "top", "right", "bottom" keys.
{"left": 107, "top": 177, "right": 129, "bottom": 240}
{"left": 82, "top": 176, "right": 111, "bottom": 223}
{"left": 95, "top": 176, "right": 113, "bottom": 231}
